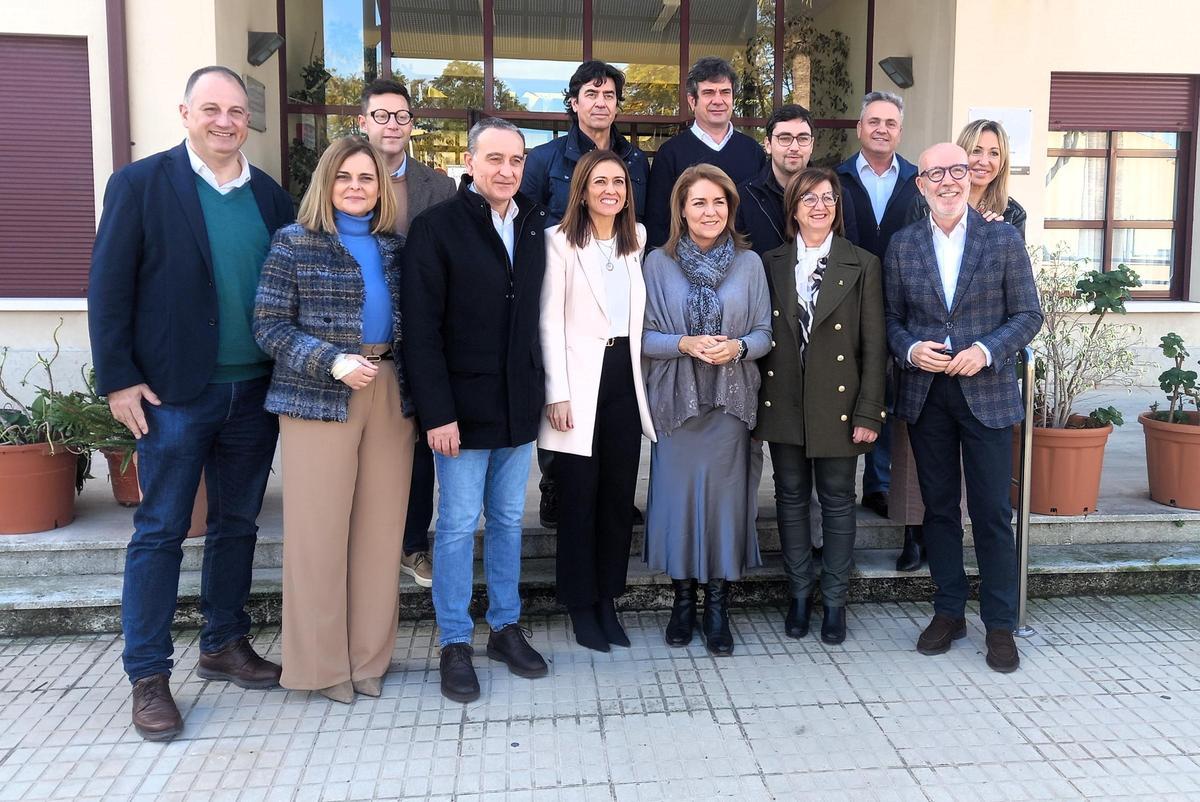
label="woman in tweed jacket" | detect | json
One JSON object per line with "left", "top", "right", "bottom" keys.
{"left": 253, "top": 137, "right": 413, "bottom": 704}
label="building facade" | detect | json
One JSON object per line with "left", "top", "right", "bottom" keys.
{"left": 1, "top": 0, "right": 1197, "bottom": 387}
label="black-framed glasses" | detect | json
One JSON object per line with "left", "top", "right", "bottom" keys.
{"left": 369, "top": 109, "right": 414, "bottom": 125}
{"left": 800, "top": 192, "right": 838, "bottom": 207}
{"left": 771, "top": 132, "right": 813, "bottom": 147}
{"left": 920, "top": 163, "right": 969, "bottom": 182}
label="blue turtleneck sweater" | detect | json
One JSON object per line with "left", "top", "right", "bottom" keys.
{"left": 335, "top": 210, "right": 392, "bottom": 344}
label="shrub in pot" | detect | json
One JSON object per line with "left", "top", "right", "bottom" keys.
{"left": 1139, "top": 333, "right": 1200, "bottom": 509}
{"left": 1023, "top": 250, "right": 1142, "bottom": 515}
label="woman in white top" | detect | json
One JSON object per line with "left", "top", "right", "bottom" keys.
{"left": 539, "top": 149, "right": 656, "bottom": 652}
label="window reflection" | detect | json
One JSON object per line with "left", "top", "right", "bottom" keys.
{"left": 594, "top": 0, "right": 681, "bottom": 116}
{"left": 411, "top": 117, "right": 470, "bottom": 180}
{"left": 494, "top": 0, "right": 582, "bottom": 111}
{"left": 691, "top": 0, "right": 774, "bottom": 119}
{"left": 286, "top": 0, "right": 381, "bottom": 105}
{"left": 1113, "top": 229, "right": 1173, "bottom": 289}
{"left": 783, "top": 0, "right": 866, "bottom": 119}
{"left": 389, "top": 0, "right": 484, "bottom": 109}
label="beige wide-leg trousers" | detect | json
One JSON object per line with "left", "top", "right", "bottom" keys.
{"left": 278, "top": 356, "right": 415, "bottom": 690}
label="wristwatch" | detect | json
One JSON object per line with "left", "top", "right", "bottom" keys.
{"left": 733, "top": 339, "right": 747, "bottom": 362}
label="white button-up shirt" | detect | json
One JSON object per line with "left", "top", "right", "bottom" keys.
{"left": 906, "top": 212, "right": 992, "bottom": 366}
{"left": 470, "top": 183, "right": 518, "bottom": 263}
{"left": 856, "top": 152, "right": 899, "bottom": 225}
{"left": 691, "top": 122, "right": 734, "bottom": 151}
{"left": 185, "top": 139, "right": 251, "bottom": 195}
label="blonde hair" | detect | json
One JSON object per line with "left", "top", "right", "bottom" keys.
{"left": 663, "top": 163, "right": 748, "bottom": 259}
{"left": 957, "top": 119, "right": 1011, "bottom": 216}
{"left": 297, "top": 137, "right": 397, "bottom": 234}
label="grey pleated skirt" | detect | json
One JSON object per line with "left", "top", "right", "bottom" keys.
{"left": 643, "top": 406, "right": 763, "bottom": 582}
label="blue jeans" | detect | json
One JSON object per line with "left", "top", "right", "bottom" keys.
{"left": 432, "top": 443, "right": 533, "bottom": 646}
{"left": 122, "top": 377, "right": 277, "bottom": 682}
{"left": 862, "top": 381, "right": 893, "bottom": 495}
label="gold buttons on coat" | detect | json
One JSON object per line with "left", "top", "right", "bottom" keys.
{"left": 838, "top": 280, "right": 844, "bottom": 285}
{"left": 838, "top": 385, "right": 845, "bottom": 392}
{"left": 881, "top": 411, "right": 887, "bottom": 419}
{"left": 834, "top": 323, "right": 842, "bottom": 331}
{"left": 773, "top": 309, "right": 780, "bottom": 317}
{"left": 837, "top": 354, "right": 845, "bottom": 362}
{"left": 765, "top": 401, "right": 772, "bottom": 407}
{"left": 766, "top": 370, "right": 774, "bottom": 377}
{"left": 840, "top": 414, "right": 848, "bottom": 421}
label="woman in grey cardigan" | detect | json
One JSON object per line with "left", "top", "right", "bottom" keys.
{"left": 642, "top": 164, "right": 772, "bottom": 656}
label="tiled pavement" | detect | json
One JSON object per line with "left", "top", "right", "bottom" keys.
{"left": 2, "top": 595, "right": 1200, "bottom": 801}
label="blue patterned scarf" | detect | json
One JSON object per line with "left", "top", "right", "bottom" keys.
{"left": 676, "top": 234, "right": 735, "bottom": 336}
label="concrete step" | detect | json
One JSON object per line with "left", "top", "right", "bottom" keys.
{"left": 3, "top": 510, "right": 1200, "bottom": 577}
{"left": 2, "top": 542, "right": 1197, "bottom": 636}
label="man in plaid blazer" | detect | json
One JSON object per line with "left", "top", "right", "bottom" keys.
{"left": 883, "top": 142, "right": 1042, "bottom": 673}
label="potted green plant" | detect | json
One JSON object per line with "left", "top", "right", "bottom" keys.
{"left": 60, "top": 368, "right": 140, "bottom": 506}
{"left": 1022, "top": 249, "right": 1142, "bottom": 515}
{"left": 0, "top": 328, "right": 92, "bottom": 533}
{"left": 1139, "top": 333, "right": 1200, "bottom": 509}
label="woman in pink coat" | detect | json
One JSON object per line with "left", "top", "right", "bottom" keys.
{"left": 538, "top": 149, "right": 656, "bottom": 652}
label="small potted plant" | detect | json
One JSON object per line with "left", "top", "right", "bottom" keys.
{"left": 1139, "top": 333, "right": 1200, "bottom": 509}
{"left": 63, "top": 368, "right": 140, "bottom": 506}
{"left": 0, "top": 328, "right": 92, "bottom": 533}
{"left": 1023, "top": 249, "right": 1143, "bottom": 515}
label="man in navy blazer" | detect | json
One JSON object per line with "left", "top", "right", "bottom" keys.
{"left": 884, "top": 142, "right": 1042, "bottom": 673}
{"left": 88, "top": 66, "right": 294, "bottom": 741}
{"left": 836, "top": 91, "right": 922, "bottom": 567}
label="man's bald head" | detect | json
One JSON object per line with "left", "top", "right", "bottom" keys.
{"left": 917, "top": 142, "right": 972, "bottom": 228}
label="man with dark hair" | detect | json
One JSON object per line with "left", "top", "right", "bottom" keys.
{"left": 358, "top": 77, "right": 455, "bottom": 588}
{"left": 403, "top": 117, "right": 550, "bottom": 703}
{"left": 644, "top": 56, "right": 766, "bottom": 247}
{"left": 520, "top": 60, "right": 648, "bottom": 227}
{"left": 835, "top": 91, "right": 921, "bottom": 564}
{"left": 737, "top": 104, "right": 842, "bottom": 256}
{"left": 519, "top": 60, "right": 649, "bottom": 529}
{"left": 89, "top": 66, "right": 294, "bottom": 741}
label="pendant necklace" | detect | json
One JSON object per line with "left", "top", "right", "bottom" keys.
{"left": 596, "top": 237, "right": 617, "bottom": 271}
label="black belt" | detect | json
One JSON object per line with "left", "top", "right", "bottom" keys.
{"left": 604, "top": 337, "right": 629, "bottom": 347}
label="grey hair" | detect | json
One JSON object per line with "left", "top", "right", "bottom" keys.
{"left": 466, "top": 117, "right": 525, "bottom": 154}
{"left": 860, "top": 90, "right": 904, "bottom": 121}
{"left": 184, "top": 66, "right": 247, "bottom": 104}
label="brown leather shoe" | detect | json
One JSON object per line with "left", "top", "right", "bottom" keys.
{"left": 916, "top": 613, "right": 967, "bottom": 655}
{"left": 131, "top": 674, "right": 183, "bottom": 741}
{"left": 985, "top": 629, "right": 1020, "bottom": 673}
{"left": 197, "top": 637, "right": 281, "bottom": 689}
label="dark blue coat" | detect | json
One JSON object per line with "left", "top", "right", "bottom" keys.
{"left": 88, "top": 141, "right": 294, "bottom": 402}
{"left": 835, "top": 152, "right": 919, "bottom": 259}
{"left": 519, "top": 124, "right": 648, "bottom": 227}
{"left": 884, "top": 209, "right": 1043, "bottom": 429}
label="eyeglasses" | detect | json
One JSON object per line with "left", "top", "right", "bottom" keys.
{"left": 799, "top": 192, "right": 838, "bottom": 207}
{"left": 920, "top": 163, "right": 969, "bottom": 182}
{"left": 369, "top": 109, "right": 414, "bottom": 125}
{"left": 771, "top": 132, "right": 813, "bottom": 147}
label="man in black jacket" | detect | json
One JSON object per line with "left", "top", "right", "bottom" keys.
{"left": 835, "top": 91, "right": 922, "bottom": 569}
{"left": 736, "top": 104, "right": 816, "bottom": 256}
{"left": 403, "top": 117, "right": 550, "bottom": 704}
{"left": 88, "top": 66, "right": 293, "bottom": 741}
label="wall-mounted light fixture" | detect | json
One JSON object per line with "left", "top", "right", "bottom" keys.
{"left": 878, "top": 56, "right": 914, "bottom": 89}
{"left": 248, "top": 31, "right": 285, "bottom": 66}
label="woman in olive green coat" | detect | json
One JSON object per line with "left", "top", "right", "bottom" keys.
{"left": 753, "top": 166, "right": 887, "bottom": 645}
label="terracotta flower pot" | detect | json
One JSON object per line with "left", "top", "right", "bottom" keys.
{"left": 99, "top": 450, "right": 208, "bottom": 536}
{"left": 1013, "top": 420, "right": 1112, "bottom": 515}
{"left": 0, "top": 442, "right": 78, "bottom": 534}
{"left": 102, "top": 447, "right": 140, "bottom": 507}
{"left": 1140, "top": 410, "right": 1200, "bottom": 510}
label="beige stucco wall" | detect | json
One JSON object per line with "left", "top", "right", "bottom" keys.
{"left": 950, "top": 0, "right": 1200, "bottom": 381}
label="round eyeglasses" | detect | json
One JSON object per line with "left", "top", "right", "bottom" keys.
{"left": 799, "top": 192, "right": 838, "bottom": 207}
{"left": 920, "top": 164, "right": 969, "bottom": 182}
{"left": 369, "top": 109, "right": 414, "bottom": 126}
{"left": 771, "top": 132, "right": 813, "bottom": 147}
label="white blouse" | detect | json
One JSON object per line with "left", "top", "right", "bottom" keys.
{"left": 593, "top": 236, "right": 631, "bottom": 338}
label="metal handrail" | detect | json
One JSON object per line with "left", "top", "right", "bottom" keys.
{"left": 1014, "top": 346, "right": 1036, "bottom": 637}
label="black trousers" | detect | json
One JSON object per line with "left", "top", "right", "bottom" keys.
{"left": 908, "top": 373, "right": 1017, "bottom": 631}
{"left": 403, "top": 434, "right": 433, "bottom": 555}
{"left": 555, "top": 340, "right": 643, "bottom": 607}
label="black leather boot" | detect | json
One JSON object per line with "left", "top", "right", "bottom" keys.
{"left": 820, "top": 605, "right": 847, "bottom": 645}
{"left": 895, "top": 525, "right": 925, "bottom": 572}
{"left": 596, "top": 597, "right": 630, "bottom": 648}
{"left": 702, "top": 580, "right": 734, "bottom": 656}
{"left": 784, "top": 597, "right": 812, "bottom": 639}
{"left": 665, "top": 579, "right": 698, "bottom": 646}
{"left": 568, "top": 605, "right": 610, "bottom": 652}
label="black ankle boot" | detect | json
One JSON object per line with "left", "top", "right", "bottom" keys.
{"left": 665, "top": 579, "right": 698, "bottom": 646}
{"left": 895, "top": 525, "right": 925, "bottom": 572}
{"left": 820, "top": 605, "right": 847, "bottom": 645}
{"left": 568, "top": 606, "right": 610, "bottom": 652}
{"left": 784, "top": 596, "right": 812, "bottom": 639}
{"left": 596, "top": 597, "right": 630, "bottom": 647}
{"left": 702, "top": 580, "right": 734, "bottom": 656}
